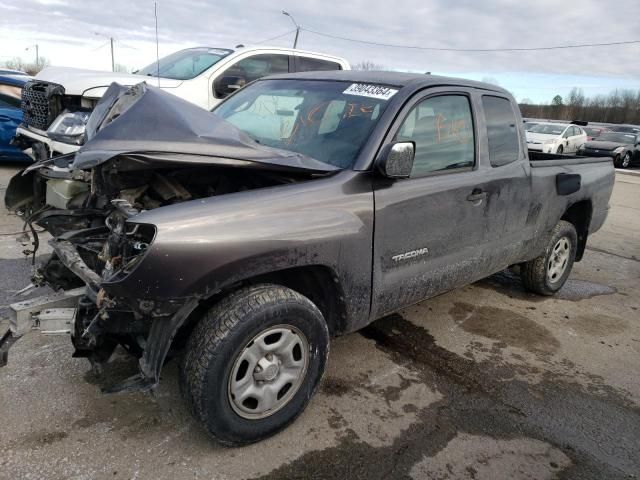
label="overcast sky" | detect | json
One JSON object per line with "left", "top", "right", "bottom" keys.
{"left": 1, "top": 0, "right": 638, "bottom": 102}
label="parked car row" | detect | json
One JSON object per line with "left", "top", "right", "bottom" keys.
{"left": 11, "top": 46, "right": 349, "bottom": 160}
{"left": 523, "top": 118, "right": 640, "bottom": 168}
{"left": 3, "top": 55, "right": 640, "bottom": 170}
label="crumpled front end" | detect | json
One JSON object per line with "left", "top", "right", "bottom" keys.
{"left": 4, "top": 82, "right": 331, "bottom": 390}
{"left": 6, "top": 159, "right": 174, "bottom": 389}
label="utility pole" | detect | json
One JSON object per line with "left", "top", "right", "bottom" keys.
{"left": 110, "top": 37, "right": 114, "bottom": 72}
{"left": 25, "top": 44, "right": 39, "bottom": 71}
{"left": 94, "top": 32, "right": 115, "bottom": 71}
{"left": 282, "top": 11, "right": 300, "bottom": 49}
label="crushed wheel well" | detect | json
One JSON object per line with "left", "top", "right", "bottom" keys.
{"left": 561, "top": 200, "right": 592, "bottom": 261}
{"left": 174, "top": 266, "right": 347, "bottom": 350}
{"left": 247, "top": 266, "right": 347, "bottom": 336}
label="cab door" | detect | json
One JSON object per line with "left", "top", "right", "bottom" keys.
{"left": 561, "top": 126, "right": 573, "bottom": 152}
{"left": 571, "top": 126, "right": 586, "bottom": 151}
{"left": 371, "top": 89, "right": 492, "bottom": 319}
{"left": 563, "top": 126, "right": 583, "bottom": 152}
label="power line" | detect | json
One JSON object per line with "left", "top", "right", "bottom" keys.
{"left": 89, "top": 40, "right": 110, "bottom": 52}
{"left": 301, "top": 27, "right": 640, "bottom": 52}
{"left": 254, "top": 29, "right": 298, "bottom": 45}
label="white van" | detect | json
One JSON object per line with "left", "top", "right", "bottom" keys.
{"left": 15, "top": 46, "right": 350, "bottom": 159}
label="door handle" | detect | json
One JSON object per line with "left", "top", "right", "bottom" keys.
{"left": 466, "top": 189, "right": 487, "bottom": 204}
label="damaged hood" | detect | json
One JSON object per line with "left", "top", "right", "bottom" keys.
{"left": 72, "top": 82, "right": 339, "bottom": 173}
{"left": 36, "top": 66, "right": 182, "bottom": 97}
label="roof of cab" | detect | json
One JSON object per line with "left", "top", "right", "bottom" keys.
{"left": 263, "top": 70, "right": 511, "bottom": 95}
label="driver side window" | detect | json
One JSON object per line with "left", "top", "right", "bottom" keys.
{"left": 395, "top": 95, "right": 475, "bottom": 177}
{"left": 214, "top": 54, "right": 290, "bottom": 98}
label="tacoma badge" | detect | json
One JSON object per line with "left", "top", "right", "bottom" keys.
{"left": 392, "top": 247, "right": 429, "bottom": 262}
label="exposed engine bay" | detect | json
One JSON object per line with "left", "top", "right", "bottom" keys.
{"left": 7, "top": 154, "right": 309, "bottom": 378}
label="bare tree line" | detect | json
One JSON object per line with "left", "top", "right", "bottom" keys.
{"left": 2, "top": 56, "right": 50, "bottom": 75}
{"left": 352, "top": 60, "right": 386, "bottom": 71}
{"left": 519, "top": 87, "right": 640, "bottom": 125}
{"left": 3, "top": 56, "right": 135, "bottom": 76}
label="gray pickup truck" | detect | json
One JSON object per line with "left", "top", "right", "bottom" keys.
{"left": 4, "top": 71, "right": 614, "bottom": 445}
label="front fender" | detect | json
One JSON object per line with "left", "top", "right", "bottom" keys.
{"left": 102, "top": 170, "right": 375, "bottom": 328}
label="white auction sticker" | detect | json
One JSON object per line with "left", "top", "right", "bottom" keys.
{"left": 343, "top": 83, "right": 398, "bottom": 100}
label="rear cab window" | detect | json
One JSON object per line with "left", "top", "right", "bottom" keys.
{"left": 482, "top": 95, "right": 520, "bottom": 167}
{"left": 295, "top": 57, "right": 342, "bottom": 72}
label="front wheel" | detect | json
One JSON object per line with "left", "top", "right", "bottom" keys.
{"left": 556, "top": 145, "right": 564, "bottom": 154}
{"left": 180, "top": 284, "right": 329, "bottom": 446}
{"left": 520, "top": 220, "right": 577, "bottom": 296}
{"left": 618, "top": 152, "right": 632, "bottom": 168}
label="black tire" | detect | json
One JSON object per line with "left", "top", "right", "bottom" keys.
{"left": 520, "top": 220, "right": 577, "bottom": 296}
{"left": 180, "top": 284, "right": 329, "bottom": 446}
{"left": 620, "top": 151, "right": 632, "bottom": 168}
{"left": 556, "top": 145, "right": 564, "bottom": 154}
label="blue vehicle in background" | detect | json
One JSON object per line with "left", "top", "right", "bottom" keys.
{"left": 0, "top": 72, "right": 32, "bottom": 162}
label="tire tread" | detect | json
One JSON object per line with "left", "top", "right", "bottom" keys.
{"left": 180, "top": 283, "right": 326, "bottom": 445}
{"left": 521, "top": 220, "right": 577, "bottom": 296}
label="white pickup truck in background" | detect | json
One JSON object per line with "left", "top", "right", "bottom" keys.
{"left": 14, "top": 46, "right": 350, "bottom": 159}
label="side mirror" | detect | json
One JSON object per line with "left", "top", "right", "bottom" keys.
{"left": 377, "top": 142, "right": 415, "bottom": 179}
{"left": 214, "top": 76, "right": 246, "bottom": 98}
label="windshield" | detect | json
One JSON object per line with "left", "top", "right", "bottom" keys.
{"left": 528, "top": 124, "right": 567, "bottom": 135}
{"left": 523, "top": 122, "right": 538, "bottom": 131}
{"left": 597, "top": 132, "right": 636, "bottom": 144}
{"left": 213, "top": 79, "right": 398, "bottom": 168}
{"left": 137, "top": 47, "right": 233, "bottom": 80}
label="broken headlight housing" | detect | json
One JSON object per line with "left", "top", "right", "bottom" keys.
{"left": 101, "top": 218, "right": 157, "bottom": 281}
{"left": 47, "top": 110, "right": 91, "bottom": 145}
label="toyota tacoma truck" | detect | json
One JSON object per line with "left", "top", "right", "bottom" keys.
{"left": 3, "top": 71, "right": 614, "bottom": 445}
{"left": 13, "top": 46, "right": 349, "bottom": 160}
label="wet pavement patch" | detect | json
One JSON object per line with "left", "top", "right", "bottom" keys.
{"left": 479, "top": 270, "right": 617, "bottom": 302}
{"left": 254, "top": 314, "right": 640, "bottom": 480}
{"left": 321, "top": 376, "right": 354, "bottom": 397}
{"left": 449, "top": 302, "right": 560, "bottom": 354}
{"left": 564, "top": 314, "right": 628, "bottom": 337}
{"left": 554, "top": 280, "right": 617, "bottom": 301}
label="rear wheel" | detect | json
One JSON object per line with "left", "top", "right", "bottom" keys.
{"left": 180, "top": 284, "right": 329, "bottom": 446}
{"left": 520, "top": 220, "right": 577, "bottom": 296}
